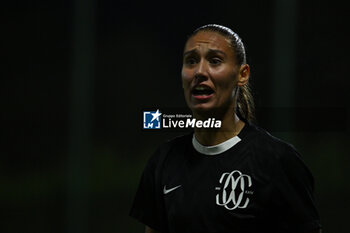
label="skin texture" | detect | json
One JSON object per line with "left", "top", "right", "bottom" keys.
{"left": 181, "top": 31, "right": 249, "bottom": 146}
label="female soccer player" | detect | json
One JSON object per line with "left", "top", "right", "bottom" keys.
{"left": 130, "top": 24, "right": 322, "bottom": 233}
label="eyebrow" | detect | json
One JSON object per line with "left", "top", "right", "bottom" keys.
{"left": 183, "top": 49, "right": 226, "bottom": 57}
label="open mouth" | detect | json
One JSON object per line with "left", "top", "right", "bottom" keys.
{"left": 192, "top": 85, "right": 214, "bottom": 96}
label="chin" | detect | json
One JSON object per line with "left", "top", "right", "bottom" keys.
{"left": 189, "top": 104, "right": 216, "bottom": 117}
{"left": 190, "top": 102, "right": 235, "bottom": 119}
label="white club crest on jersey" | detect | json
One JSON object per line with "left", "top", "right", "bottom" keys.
{"left": 215, "top": 170, "right": 253, "bottom": 210}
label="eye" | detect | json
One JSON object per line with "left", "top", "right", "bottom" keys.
{"left": 184, "top": 56, "right": 198, "bottom": 65}
{"left": 209, "top": 57, "right": 222, "bottom": 65}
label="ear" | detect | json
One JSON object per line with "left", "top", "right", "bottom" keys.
{"left": 237, "top": 64, "right": 250, "bottom": 86}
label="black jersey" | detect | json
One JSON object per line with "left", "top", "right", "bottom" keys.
{"left": 130, "top": 123, "right": 321, "bottom": 233}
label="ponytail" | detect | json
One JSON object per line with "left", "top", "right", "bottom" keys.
{"left": 190, "top": 24, "right": 255, "bottom": 123}
{"left": 237, "top": 84, "right": 255, "bottom": 123}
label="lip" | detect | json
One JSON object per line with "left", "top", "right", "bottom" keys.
{"left": 192, "top": 93, "right": 214, "bottom": 101}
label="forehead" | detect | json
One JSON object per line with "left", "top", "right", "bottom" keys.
{"left": 184, "top": 31, "right": 233, "bottom": 53}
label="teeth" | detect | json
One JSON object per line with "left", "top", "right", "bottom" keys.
{"left": 194, "top": 86, "right": 210, "bottom": 90}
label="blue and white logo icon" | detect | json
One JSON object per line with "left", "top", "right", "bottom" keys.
{"left": 143, "top": 109, "right": 162, "bottom": 129}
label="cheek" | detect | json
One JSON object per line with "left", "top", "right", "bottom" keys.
{"left": 181, "top": 68, "right": 192, "bottom": 88}
{"left": 214, "top": 71, "right": 235, "bottom": 88}
{"left": 212, "top": 71, "right": 237, "bottom": 97}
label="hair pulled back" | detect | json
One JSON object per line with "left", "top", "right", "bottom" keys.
{"left": 188, "top": 24, "right": 255, "bottom": 123}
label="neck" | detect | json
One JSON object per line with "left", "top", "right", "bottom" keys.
{"left": 193, "top": 111, "right": 245, "bottom": 146}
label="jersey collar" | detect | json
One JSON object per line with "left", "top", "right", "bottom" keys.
{"left": 192, "top": 134, "right": 241, "bottom": 155}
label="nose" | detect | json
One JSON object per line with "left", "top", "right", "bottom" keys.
{"left": 194, "top": 60, "right": 208, "bottom": 81}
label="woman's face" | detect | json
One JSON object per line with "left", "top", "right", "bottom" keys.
{"left": 181, "top": 31, "right": 248, "bottom": 116}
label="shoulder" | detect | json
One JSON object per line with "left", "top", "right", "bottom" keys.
{"left": 242, "top": 123, "right": 311, "bottom": 173}
{"left": 244, "top": 123, "right": 300, "bottom": 159}
{"left": 146, "top": 133, "right": 193, "bottom": 168}
{"left": 157, "top": 132, "right": 192, "bottom": 155}
{"left": 247, "top": 123, "right": 315, "bottom": 184}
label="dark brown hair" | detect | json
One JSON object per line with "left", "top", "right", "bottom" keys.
{"left": 188, "top": 24, "right": 255, "bottom": 123}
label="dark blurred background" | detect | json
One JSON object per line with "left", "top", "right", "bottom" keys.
{"left": 1, "top": 0, "right": 349, "bottom": 232}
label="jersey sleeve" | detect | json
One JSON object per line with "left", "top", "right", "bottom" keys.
{"left": 129, "top": 145, "right": 168, "bottom": 232}
{"left": 271, "top": 144, "right": 322, "bottom": 233}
